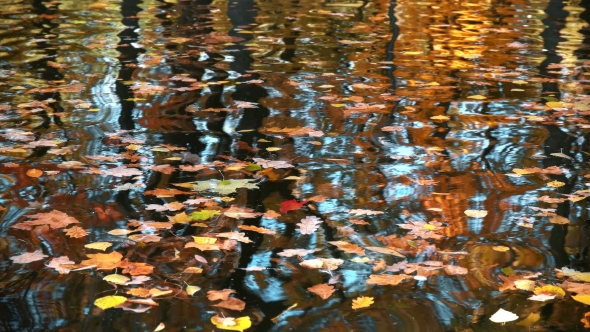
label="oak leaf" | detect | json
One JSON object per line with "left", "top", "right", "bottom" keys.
{"left": 102, "top": 166, "right": 142, "bottom": 177}
{"left": 352, "top": 296, "right": 374, "bottom": 310}
{"left": 297, "top": 216, "right": 323, "bottom": 234}
{"left": 328, "top": 241, "right": 365, "bottom": 255}
{"left": 252, "top": 158, "right": 294, "bottom": 169}
{"left": 307, "top": 284, "right": 335, "bottom": 300}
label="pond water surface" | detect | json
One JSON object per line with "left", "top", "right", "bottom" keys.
{"left": 1, "top": 0, "right": 590, "bottom": 331}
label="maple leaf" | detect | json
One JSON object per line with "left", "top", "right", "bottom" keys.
{"left": 81, "top": 251, "right": 123, "bottom": 270}
{"left": 118, "top": 259, "right": 154, "bottom": 275}
{"left": 102, "top": 166, "right": 142, "bottom": 177}
{"left": 297, "top": 216, "right": 323, "bottom": 235}
{"left": 11, "top": 210, "right": 80, "bottom": 230}
{"left": 352, "top": 296, "right": 374, "bottom": 310}
{"left": 212, "top": 297, "right": 246, "bottom": 311}
{"left": 64, "top": 226, "right": 89, "bottom": 238}
{"left": 252, "top": 158, "right": 294, "bottom": 169}
{"left": 307, "top": 284, "right": 335, "bottom": 300}
{"left": 10, "top": 250, "right": 48, "bottom": 264}
{"left": 280, "top": 199, "right": 308, "bottom": 213}
{"left": 208, "top": 289, "right": 236, "bottom": 301}
{"left": 47, "top": 256, "right": 75, "bottom": 274}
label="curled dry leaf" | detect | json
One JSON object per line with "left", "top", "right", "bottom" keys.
{"left": 208, "top": 289, "right": 236, "bottom": 301}
{"left": 212, "top": 297, "right": 246, "bottom": 311}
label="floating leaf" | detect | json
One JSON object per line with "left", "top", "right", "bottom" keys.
{"left": 85, "top": 242, "right": 113, "bottom": 251}
{"left": 489, "top": 308, "right": 519, "bottom": 323}
{"left": 516, "top": 312, "right": 540, "bottom": 327}
{"left": 26, "top": 169, "right": 43, "bottom": 178}
{"left": 190, "top": 210, "right": 220, "bottom": 220}
{"left": 186, "top": 285, "right": 201, "bottom": 296}
{"left": 94, "top": 295, "right": 127, "bottom": 310}
{"left": 103, "top": 274, "right": 130, "bottom": 285}
{"left": 10, "top": 250, "right": 48, "bottom": 264}
{"left": 352, "top": 296, "right": 374, "bottom": 310}
{"left": 211, "top": 315, "right": 251, "bottom": 331}
{"left": 573, "top": 295, "right": 590, "bottom": 305}
{"left": 464, "top": 210, "right": 488, "bottom": 218}
{"left": 307, "top": 284, "right": 335, "bottom": 300}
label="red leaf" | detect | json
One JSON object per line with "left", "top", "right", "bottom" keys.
{"left": 280, "top": 199, "right": 308, "bottom": 213}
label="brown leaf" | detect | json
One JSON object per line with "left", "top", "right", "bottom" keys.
{"left": 307, "top": 284, "right": 335, "bottom": 300}
{"left": 208, "top": 289, "right": 236, "bottom": 301}
{"left": 366, "top": 274, "right": 412, "bottom": 286}
{"left": 212, "top": 297, "right": 246, "bottom": 311}
{"left": 328, "top": 241, "right": 365, "bottom": 255}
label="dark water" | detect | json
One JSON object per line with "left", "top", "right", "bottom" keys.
{"left": 1, "top": 0, "right": 590, "bottom": 330}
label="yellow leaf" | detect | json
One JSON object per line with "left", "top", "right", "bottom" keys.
{"left": 211, "top": 315, "right": 252, "bottom": 331}
{"left": 85, "top": 242, "right": 113, "bottom": 251}
{"left": 512, "top": 80, "right": 527, "bottom": 84}
{"left": 423, "top": 224, "right": 436, "bottom": 231}
{"left": 192, "top": 236, "right": 217, "bottom": 244}
{"left": 126, "top": 144, "right": 142, "bottom": 151}
{"left": 186, "top": 285, "right": 201, "bottom": 296}
{"left": 547, "top": 181, "right": 565, "bottom": 188}
{"left": 94, "top": 295, "right": 127, "bottom": 310}
{"left": 103, "top": 274, "right": 130, "bottom": 285}
{"left": 517, "top": 312, "right": 540, "bottom": 327}
{"left": 546, "top": 101, "right": 564, "bottom": 109}
{"left": 534, "top": 285, "right": 565, "bottom": 298}
{"left": 172, "top": 212, "right": 193, "bottom": 223}
{"left": 430, "top": 115, "right": 450, "bottom": 121}
{"left": 266, "top": 147, "right": 281, "bottom": 151}
{"left": 467, "top": 95, "right": 487, "bottom": 100}
{"left": 108, "top": 229, "right": 133, "bottom": 236}
{"left": 331, "top": 103, "right": 346, "bottom": 107}
{"left": 573, "top": 295, "right": 590, "bottom": 305}
{"left": 493, "top": 246, "right": 510, "bottom": 252}
{"left": 352, "top": 296, "right": 374, "bottom": 310}
{"left": 514, "top": 280, "right": 535, "bottom": 291}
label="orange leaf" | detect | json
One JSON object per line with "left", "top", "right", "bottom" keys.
{"left": 118, "top": 259, "right": 154, "bottom": 275}
{"left": 307, "top": 284, "right": 335, "bottom": 300}
{"left": 26, "top": 169, "right": 43, "bottom": 178}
